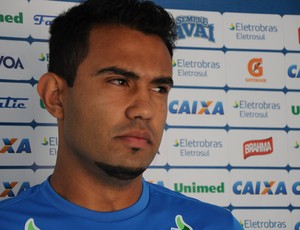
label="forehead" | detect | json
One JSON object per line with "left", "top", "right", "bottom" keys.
{"left": 81, "top": 25, "right": 172, "bottom": 77}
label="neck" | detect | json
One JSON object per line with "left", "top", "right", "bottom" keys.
{"left": 50, "top": 156, "right": 144, "bottom": 212}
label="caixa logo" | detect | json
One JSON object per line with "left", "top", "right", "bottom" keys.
{"left": 233, "top": 181, "right": 287, "bottom": 195}
{"left": 0, "top": 97, "right": 28, "bottom": 109}
{"left": 292, "top": 181, "right": 300, "bottom": 195}
{"left": 0, "top": 181, "right": 30, "bottom": 198}
{"left": 0, "top": 138, "right": 32, "bottom": 154}
{"left": 295, "top": 221, "right": 300, "bottom": 230}
{"left": 175, "top": 15, "right": 215, "bottom": 42}
{"left": 169, "top": 100, "right": 224, "bottom": 115}
{"left": 0, "top": 55, "right": 24, "bottom": 69}
{"left": 288, "top": 65, "right": 300, "bottom": 78}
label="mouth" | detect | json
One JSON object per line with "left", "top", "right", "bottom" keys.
{"left": 115, "top": 130, "right": 153, "bottom": 149}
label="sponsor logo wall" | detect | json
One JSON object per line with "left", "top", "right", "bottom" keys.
{"left": 1, "top": 0, "right": 299, "bottom": 228}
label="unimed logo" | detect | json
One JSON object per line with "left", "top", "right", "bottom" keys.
{"left": 292, "top": 105, "right": 300, "bottom": 115}
{"left": 0, "top": 181, "right": 30, "bottom": 197}
{"left": 175, "top": 15, "right": 215, "bottom": 42}
{"left": 174, "top": 181, "right": 224, "bottom": 194}
{"left": 169, "top": 100, "right": 224, "bottom": 115}
{"left": 233, "top": 181, "right": 287, "bottom": 195}
{"left": 0, "top": 12, "right": 23, "bottom": 24}
{"left": 243, "top": 137, "right": 273, "bottom": 159}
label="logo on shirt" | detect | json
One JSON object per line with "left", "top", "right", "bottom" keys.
{"left": 171, "top": 215, "right": 193, "bottom": 230}
{"left": 25, "top": 218, "right": 40, "bottom": 230}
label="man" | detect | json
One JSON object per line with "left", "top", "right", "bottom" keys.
{"left": 0, "top": 0, "right": 242, "bottom": 229}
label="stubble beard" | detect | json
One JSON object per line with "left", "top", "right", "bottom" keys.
{"left": 94, "top": 147, "right": 148, "bottom": 181}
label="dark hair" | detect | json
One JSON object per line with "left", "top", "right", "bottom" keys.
{"left": 48, "top": 0, "right": 177, "bottom": 86}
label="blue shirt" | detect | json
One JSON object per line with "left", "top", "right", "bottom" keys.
{"left": 0, "top": 178, "right": 243, "bottom": 229}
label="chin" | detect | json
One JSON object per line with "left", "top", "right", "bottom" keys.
{"left": 94, "top": 161, "right": 147, "bottom": 181}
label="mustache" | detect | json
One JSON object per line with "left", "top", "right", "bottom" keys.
{"left": 114, "top": 121, "right": 155, "bottom": 138}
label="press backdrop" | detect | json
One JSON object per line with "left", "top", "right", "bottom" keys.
{"left": 0, "top": 0, "right": 299, "bottom": 229}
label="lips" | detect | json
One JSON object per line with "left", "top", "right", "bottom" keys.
{"left": 115, "top": 130, "right": 153, "bottom": 149}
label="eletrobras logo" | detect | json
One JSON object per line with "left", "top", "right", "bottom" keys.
{"left": 229, "top": 20, "right": 278, "bottom": 41}
{"left": 41, "top": 136, "right": 58, "bottom": 156}
{"left": 173, "top": 58, "right": 220, "bottom": 78}
{"left": 173, "top": 138, "right": 222, "bottom": 158}
{"left": 175, "top": 15, "right": 215, "bottom": 42}
{"left": 240, "top": 219, "right": 287, "bottom": 229}
{"left": 243, "top": 137, "right": 273, "bottom": 159}
{"left": 224, "top": 13, "right": 283, "bottom": 49}
{"left": 233, "top": 210, "right": 290, "bottom": 230}
{"left": 233, "top": 99, "right": 280, "bottom": 119}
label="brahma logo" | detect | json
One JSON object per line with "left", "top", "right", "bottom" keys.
{"left": 175, "top": 15, "right": 215, "bottom": 42}
{"left": 169, "top": 100, "right": 224, "bottom": 115}
{"left": 243, "top": 137, "right": 273, "bottom": 159}
{"left": 233, "top": 181, "right": 287, "bottom": 195}
{"left": 0, "top": 138, "right": 31, "bottom": 154}
{"left": 0, "top": 181, "right": 30, "bottom": 197}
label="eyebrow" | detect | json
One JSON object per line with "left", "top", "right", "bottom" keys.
{"left": 96, "top": 66, "right": 174, "bottom": 87}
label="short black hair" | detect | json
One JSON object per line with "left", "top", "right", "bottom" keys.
{"left": 48, "top": 0, "right": 177, "bottom": 86}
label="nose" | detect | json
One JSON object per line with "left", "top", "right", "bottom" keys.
{"left": 125, "top": 90, "right": 154, "bottom": 121}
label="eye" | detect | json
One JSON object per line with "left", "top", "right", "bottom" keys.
{"left": 152, "top": 86, "right": 170, "bottom": 94}
{"left": 109, "top": 78, "right": 128, "bottom": 87}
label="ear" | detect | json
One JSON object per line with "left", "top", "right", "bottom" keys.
{"left": 37, "top": 73, "right": 67, "bottom": 120}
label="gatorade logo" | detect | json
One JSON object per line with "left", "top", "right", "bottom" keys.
{"left": 248, "top": 58, "right": 263, "bottom": 77}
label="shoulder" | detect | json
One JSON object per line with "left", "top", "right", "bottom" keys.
{"left": 146, "top": 182, "right": 242, "bottom": 229}
{"left": 0, "top": 183, "right": 42, "bottom": 209}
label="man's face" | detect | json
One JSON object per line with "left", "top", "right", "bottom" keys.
{"left": 61, "top": 26, "right": 173, "bottom": 180}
